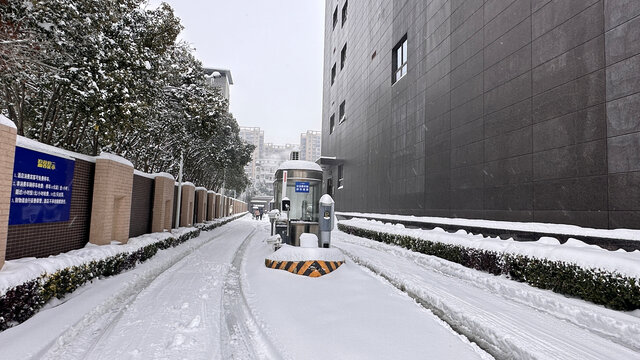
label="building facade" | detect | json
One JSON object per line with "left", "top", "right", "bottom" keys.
{"left": 204, "top": 68, "right": 233, "bottom": 102}
{"left": 321, "top": 0, "right": 640, "bottom": 229}
{"left": 239, "top": 127, "right": 264, "bottom": 184}
{"left": 300, "top": 130, "right": 322, "bottom": 162}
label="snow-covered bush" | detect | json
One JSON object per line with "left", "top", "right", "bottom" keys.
{"left": 0, "top": 227, "right": 194, "bottom": 331}
{"left": 338, "top": 223, "right": 640, "bottom": 311}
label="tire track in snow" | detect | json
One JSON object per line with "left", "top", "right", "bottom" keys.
{"left": 221, "top": 225, "right": 284, "bottom": 360}
{"left": 333, "top": 234, "right": 640, "bottom": 360}
{"left": 38, "top": 225, "right": 234, "bottom": 360}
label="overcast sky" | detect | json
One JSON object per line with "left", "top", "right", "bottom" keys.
{"left": 148, "top": 0, "right": 325, "bottom": 145}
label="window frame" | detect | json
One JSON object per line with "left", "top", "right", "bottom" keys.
{"left": 339, "top": 100, "right": 346, "bottom": 123}
{"left": 330, "top": 113, "right": 335, "bottom": 134}
{"left": 340, "top": 43, "right": 347, "bottom": 70}
{"left": 341, "top": 0, "right": 348, "bottom": 27}
{"left": 392, "top": 35, "right": 408, "bottom": 84}
{"left": 331, "top": 63, "right": 336, "bottom": 85}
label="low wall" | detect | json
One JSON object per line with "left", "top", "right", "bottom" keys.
{"left": 0, "top": 118, "right": 247, "bottom": 269}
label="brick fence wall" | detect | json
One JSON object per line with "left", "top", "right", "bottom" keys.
{"left": 6, "top": 159, "right": 94, "bottom": 260}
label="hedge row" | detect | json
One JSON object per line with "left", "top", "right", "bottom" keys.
{"left": 338, "top": 223, "right": 640, "bottom": 311}
{"left": 0, "top": 214, "right": 245, "bottom": 331}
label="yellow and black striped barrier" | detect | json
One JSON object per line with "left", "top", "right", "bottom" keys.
{"left": 265, "top": 259, "right": 344, "bottom": 277}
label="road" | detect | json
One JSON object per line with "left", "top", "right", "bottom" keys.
{"left": 1, "top": 216, "right": 638, "bottom": 359}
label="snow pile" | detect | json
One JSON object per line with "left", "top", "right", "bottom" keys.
{"left": 96, "top": 152, "right": 133, "bottom": 167}
{"left": 152, "top": 172, "right": 174, "bottom": 180}
{"left": 0, "top": 114, "right": 17, "bottom": 129}
{"left": 266, "top": 244, "right": 345, "bottom": 262}
{"left": 17, "top": 136, "right": 93, "bottom": 162}
{"left": 300, "top": 233, "right": 318, "bottom": 248}
{"left": 340, "top": 218, "right": 640, "bottom": 279}
{"left": 339, "top": 212, "right": 640, "bottom": 241}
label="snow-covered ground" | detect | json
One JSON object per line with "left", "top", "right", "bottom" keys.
{"left": 1, "top": 215, "right": 638, "bottom": 359}
{"left": 332, "top": 229, "right": 640, "bottom": 359}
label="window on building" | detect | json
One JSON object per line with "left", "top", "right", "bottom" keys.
{"left": 340, "top": 43, "right": 347, "bottom": 70}
{"left": 392, "top": 35, "right": 408, "bottom": 84}
{"left": 338, "top": 165, "right": 344, "bottom": 189}
{"left": 330, "top": 114, "right": 335, "bottom": 134}
{"left": 332, "top": 6, "right": 338, "bottom": 30}
{"left": 342, "top": 1, "right": 348, "bottom": 27}
{"left": 339, "top": 100, "right": 346, "bottom": 123}
{"left": 331, "top": 63, "right": 336, "bottom": 85}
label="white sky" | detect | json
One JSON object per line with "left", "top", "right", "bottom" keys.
{"left": 148, "top": 0, "right": 325, "bottom": 145}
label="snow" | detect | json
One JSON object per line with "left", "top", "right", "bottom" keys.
{"left": 133, "top": 169, "right": 155, "bottom": 179}
{"left": 266, "top": 244, "right": 345, "bottom": 262}
{"left": 339, "top": 211, "right": 640, "bottom": 241}
{"left": 332, "top": 231, "right": 640, "bottom": 359}
{"left": 244, "top": 226, "right": 490, "bottom": 359}
{"left": 152, "top": 172, "right": 174, "bottom": 180}
{"left": 340, "top": 218, "right": 640, "bottom": 279}
{"left": 0, "top": 218, "right": 491, "bottom": 359}
{"left": 195, "top": 186, "right": 207, "bottom": 191}
{"left": 96, "top": 152, "right": 133, "bottom": 168}
{"left": 177, "top": 181, "right": 195, "bottom": 187}
{"left": 16, "top": 136, "right": 93, "bottom": 162}
{"left": 207, "top": 190, "right": 215, "bottom": 194}
{"left": 277, "top": 160, "right": 322, "bottom": 172}
{"left": 0, "top": 114, "right": 17, "bottom": 129}
{"left": 2, "top": 216, "right": 637, "bottom": 359}
{"left": 319, "top": 193, "right": 335, "bottom": 205}
{"left": 299, "top": 233, "right": 318, "bottom": 247}
{"left": 0, "top": 229, "right": 188, "bottom": 295}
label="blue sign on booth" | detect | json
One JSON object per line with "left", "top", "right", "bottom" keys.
{"left": 9, "top": 147, "right": 75, "bottom": 225}
{"left": 295, "top": 181, "right": 310, "bottom": 193}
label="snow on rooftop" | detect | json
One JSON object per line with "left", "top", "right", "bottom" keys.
{"left": 17, "top": 136, "right": 94, "bottom": 162}
{"left": 0, "top": 114, "right": 17, "bottom": 130}
{"left": 277, "top": 160, "right": 322, "bottom": 172}
{"left": 266, "top": 244, "right": 345, "bottom": 262}
{"left": 97, "top": 152, "right": 133, "bottom": 168}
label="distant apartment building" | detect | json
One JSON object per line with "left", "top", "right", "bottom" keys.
{"left": 300, "top": 130, "right": 321, "bottom": 162}
{"left": 203, "top": 68, "right": 233, "bottom": 102}
{"left": 239, "top": 127, "right": 264, "bottom": 183}
{"left": 321, "top": 0, "right": 640, "bottom": 230}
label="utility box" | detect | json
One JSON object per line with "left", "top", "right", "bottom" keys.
{"left": 318, "top": 194, "right": 335, "bottom": 248}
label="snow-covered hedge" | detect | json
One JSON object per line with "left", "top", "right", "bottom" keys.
{"left": 0, "top": 213, "right": 245, "bottom": 331}
{"left": 338, "top": 222, "right": 640, "bottom": 311}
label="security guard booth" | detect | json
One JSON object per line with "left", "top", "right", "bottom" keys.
{"left": 273, "top": 160, "right": 323, "bottom": 246}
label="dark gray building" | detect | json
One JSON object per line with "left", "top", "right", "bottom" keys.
{"left": 320, "top": 0, "right": 640, "bottom": 229}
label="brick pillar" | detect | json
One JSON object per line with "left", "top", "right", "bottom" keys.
{"left": 151, "top": 173, "right": 174, "bottom": 232}
{"left": 0, "top": 117, "right": 17, "bottom": 269}
{"left": 89, "top": 153, "right": 134, "bottom": 245}
{"left": 195, "top": 187, "right": 207, "bottom": 224}
{"left": 206, "top": 191, "right": 215, "bottom": 221}
{"left": 214, "top": 193, "right": 221, "bottom": 218}
{"left": 180, "top": 183, "right": 195, "bottom": 227}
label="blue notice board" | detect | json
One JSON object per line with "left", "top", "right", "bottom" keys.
{"left": 295, "top": 181, "right": 310, "bottom": 193}
{"left": 9, "top": 147, "right": 75, "bottom": 225}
